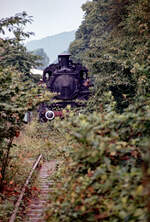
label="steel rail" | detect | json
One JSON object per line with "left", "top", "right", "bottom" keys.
{"left": 9, "top": 154, "right": 42, "bottom": 222}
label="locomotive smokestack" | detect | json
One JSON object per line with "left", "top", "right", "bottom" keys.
{"left": 58, "top": 53, "right": 71, "bottom": 68}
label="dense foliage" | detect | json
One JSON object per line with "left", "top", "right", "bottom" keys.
{"left": 0, "top": 12, "right": 40, "bottom": 73}
{"left": 69, "top": 0, "right": 150, "bottom": 110}
{"left": 44, "top": 94, "right": 150, "bottom": 221}
{"left": 0, "top": 12, "right": 53, "bottom": 190}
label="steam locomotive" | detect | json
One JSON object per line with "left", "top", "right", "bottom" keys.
{"left": 38, "top": 53, "right": 92, "bottom": 122}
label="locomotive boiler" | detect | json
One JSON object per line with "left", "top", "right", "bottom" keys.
{"left": 38, "top": 53, "right": 91, "bottom": 122}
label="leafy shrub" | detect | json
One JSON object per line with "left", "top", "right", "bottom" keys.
{"left": 45, "top": 95, "right": 150, "bottom": 221}
{"left": 0, "top": 12, "right": 53, "bottom": 190}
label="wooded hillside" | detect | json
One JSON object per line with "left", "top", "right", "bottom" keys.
{"left": 70, "top": 0, "right": 150, "bottom": 110}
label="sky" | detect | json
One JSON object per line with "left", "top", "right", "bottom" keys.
{"left": 0, "top": 0, "right": 88, "bottom": 40}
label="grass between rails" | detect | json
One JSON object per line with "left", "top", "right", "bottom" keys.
{"left": 0, "top": 119, "right": 67, "bottom": 222}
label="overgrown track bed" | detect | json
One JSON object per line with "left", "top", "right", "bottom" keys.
{"left": 24, "top": 160, "right": 56, "bottom": 222}
{"left": 9, "top": 154, "right": 56, "bottom": 222}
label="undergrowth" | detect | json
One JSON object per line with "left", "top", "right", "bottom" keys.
{"left": 45, "top": 94, "right": 150, "bottom": 222}
{"left": 0, "top": 118, "right": 66, "bottom": 222}
{"left": 1, "top": 95, "right": 150, "bottom": 222}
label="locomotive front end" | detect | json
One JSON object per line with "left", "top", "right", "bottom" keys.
{"left": 39, "top": 53, "right": 91, "bottom": 122}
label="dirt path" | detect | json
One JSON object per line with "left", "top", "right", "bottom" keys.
{"left": 24, "top": 160, "right": 56, "bottom": 222}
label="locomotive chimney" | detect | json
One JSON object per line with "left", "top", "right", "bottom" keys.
{"left": 58, "top": 53, "right": 71, "bottom": 68}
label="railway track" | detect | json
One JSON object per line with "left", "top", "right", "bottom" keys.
{"left": 9, "top": 155, "right": 56, "bottom": 222}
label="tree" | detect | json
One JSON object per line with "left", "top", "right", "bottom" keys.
{"left": 32, "top": 48, "right": 49, "bottom": 70}
{"left": 69, "top": 0, "right": 150, "bottom": 111}
{"left": 0, "top": 39, "right": 41, "bottom": 73}
{"left": 0, "top": 12, "right": 40, "bottom": 73}
{"left": 0, "top": 12, "right": 53, "bottom": 189}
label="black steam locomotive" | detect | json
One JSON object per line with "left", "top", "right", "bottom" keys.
{"left": 38, "top": 53, "right": 92, "bottom": 122}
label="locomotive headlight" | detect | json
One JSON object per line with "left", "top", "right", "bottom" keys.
{"left": 45, "top": 110, "right": 55, "bottom": 120}
{"left": 45, "top": 73, "right": 50, "bottom": 81}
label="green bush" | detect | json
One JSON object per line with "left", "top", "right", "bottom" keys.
{"left": 45, "top": 95, "right": 150, "bottom": 221}
{"left": 0, "top": 12, "right": 53, "bottom": 190}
